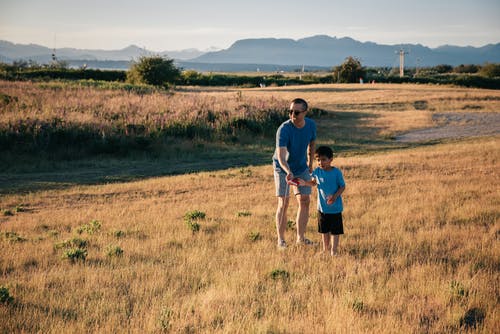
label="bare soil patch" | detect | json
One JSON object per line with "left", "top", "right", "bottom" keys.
{"left": 396, "top": 112, "right": 500, "bottom": 142}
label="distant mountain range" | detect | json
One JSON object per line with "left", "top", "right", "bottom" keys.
{"left": 1, "top": 35, "right": 499, "bottom": 71}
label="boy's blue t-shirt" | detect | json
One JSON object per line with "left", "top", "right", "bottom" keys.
{"left": 273, "top": 118, "right": 316, "bottom": 175}
{"left": 312, "top": 167, "right": 345, "bottom": 214}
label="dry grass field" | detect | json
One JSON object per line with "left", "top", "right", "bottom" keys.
{"left": 1, "top": 83, "right": 499, "bottom": 333}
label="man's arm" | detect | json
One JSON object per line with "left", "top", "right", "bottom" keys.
{"left": 277, "top": 146, "right": 293, "bottom": 180}
{"left": 308, "top": 140, "right": 315, "bottom": 173}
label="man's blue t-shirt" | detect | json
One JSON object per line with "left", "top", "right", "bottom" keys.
{"left": 273, "top": 118, "right": 316, "bottom": 175}
{"left": 312, "top": 167, "right": 345, "bottom": 214}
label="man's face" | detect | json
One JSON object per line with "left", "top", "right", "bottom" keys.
{"left": 289, "top": 102, "right": 307, "bottom": 122}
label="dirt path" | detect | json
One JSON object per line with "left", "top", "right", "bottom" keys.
{"left": 396, "top": 112, "right": 500, "bottom": 142}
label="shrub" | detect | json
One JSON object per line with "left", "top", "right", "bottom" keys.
{"left": 333, "top": 56, "right": 366, "bottom": 83}
{"left": 76, "top": 220, "right": 102, "bottom": 234}
{"left": 269, "top": 269, "right": 290, "bottom": 281}
{"left": 237, "top": 210, "right": 252, "bottom": 217}
{"left": 54, "top": 238, "right": 88, "bottom": 250}
{"left": 127, "top": 56, "right": 180, "bottom": 86}
{"left": 2, "top": 231, "right": 26, "bottom": 242}
{"left": 106, "top": 245, "right": 124, "bottom": 257}
{"left": 184, "top": 210, "right": 206, "bottom": 221}
{"left": 0, "top": 286, "right": 14, "bottom": 304}
{"left": 478, "top": 63, "right": 500, "bottom": 78}
{"left": 62, "top": 247, "right": 87, "bottom": 262}
{"left": 248, "top": 231, "right": 261, "bottom": 242}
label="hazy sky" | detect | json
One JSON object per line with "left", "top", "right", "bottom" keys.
{"left": 1, "top": 0, "right": 499, "bottom": 51}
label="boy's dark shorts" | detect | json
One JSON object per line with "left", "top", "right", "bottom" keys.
{"left": 318, "top": 211, "right": 344, "bottom": 235}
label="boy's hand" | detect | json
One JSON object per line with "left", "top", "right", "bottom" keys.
{"left": 326, "top": 195, "right": 335, "bottom": 205}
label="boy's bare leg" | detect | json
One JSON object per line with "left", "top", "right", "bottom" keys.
{"left": 295, "top": 194, "right": 310, "bottom": 241}
{"left": 331, "top": 235, "right": 340, "bottom": 255}
{"left": 276, "top": 196, "right": 289, "bottom": 242}
{"left": 322, "top": 233, "right": 330, "bottom": 253}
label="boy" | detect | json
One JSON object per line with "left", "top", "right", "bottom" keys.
{"left": 297, "top": 146, "right": 345, "bottom": 255}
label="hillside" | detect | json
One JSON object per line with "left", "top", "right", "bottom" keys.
{"left": 1, "top": 35, "right": 499, "bottom": 70}
{"left": 192, "top": 35, "right": 500, "bottom": 67}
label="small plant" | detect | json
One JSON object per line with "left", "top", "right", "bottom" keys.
{"left": 450, "top": 280, "right": 468, "bottom": 298}
{"left": 158, "top": 307, "right": 174, "bottom": 331}
{"left": 54, "top": 238, "right": 88, "bottom": 250}
{"left": 239, "top": 167, "right": 252, "bottom": 177}
{"left": 270, "top": 268, "right": 290, "bottom": 281}
{"left": 76, "top": 219, "right": 102, "bottom": 234}
{"left": 112, "top": 230, "right": 126, "bottom": 238}
{"left": 2, "top": 231, "right": 26, "bottom": 243}
{"left": 237, "top": 210, "right": 252, "bottom": 217}
{"left": 2, "top": 209, "right": 13, "bottom": 216}
{"left": 184, "top": 210, "right": 205, "bottom": 233}
{"left": 184, "top": 210, "right": 206, "bottom": 221}
{"left": 106, "top": 245, "right": 124, "bottom": 257}
{"left": 14, "top": 205, "right": 26, "bottom": 213}
{"left": 62, "top": 247, "right": 87, "bottom": 262}
{"left": 248, "top": 231, "right": 261, "bottom": 242}
{"left": 0, "top": 286, "right": 14, "bottom": 304}
{"left": 351, "top": 298, "right": 364, "bottom": 312}
{"left": 185, "top": 220, "right": 200, "bottom": 233}
{"left": 287, "top": 220, "right": 295, "bottom": 230}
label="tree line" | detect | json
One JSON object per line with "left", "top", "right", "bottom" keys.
{"left": 1, "top": 56, "right": 499, "bottom": 89}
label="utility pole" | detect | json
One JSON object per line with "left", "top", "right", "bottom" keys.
{"left": 397, "top": 49, "right": 409, "bottom": 78}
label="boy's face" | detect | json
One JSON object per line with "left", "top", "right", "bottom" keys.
{"left": 315, "top": 155, "right": 333, "bottom": 170}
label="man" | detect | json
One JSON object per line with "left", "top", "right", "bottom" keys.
{"left": 272, "top": 98, "right": 316, "bottom": 248}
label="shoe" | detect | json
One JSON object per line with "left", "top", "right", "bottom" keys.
{"left": 296, "top": 238, "right": 313, "bottom": 245}
{"left": 277, "top": 239, "right": 287, "bottom": 249}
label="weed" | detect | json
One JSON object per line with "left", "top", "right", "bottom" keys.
{"left": 76, "top": 220, "right": 102, "bottom": 234}
{"left": 54, "top": 238, "right": 88, "bottom": 250}
{"left": 248, "top": 231, "right": 261, "bottom": 242}
{"left": 2, "top": 231, "right": 26, "bottom": 243}
{"left": 184, "top": 210, "right": 205, "bottom": 233}
{"left": 14, "top": 205, "right": 26, "bottom": 213}
{"left": 62, "top": 247, "right": 87, "bottom": 262}
{"left": 287, "top": 220, "right": 295, "bottom": 230}
{"left": 270, "top": 269, "right": 290, "bottom": 281}
{"left": 449, "top": 280, "right": 468, "bottom": 299}
{"left": 106, "top": 245, "right": 124, "bottom": 257}
{"left": 237, "top": 210, "right": 252, "bottom": 217}
{"left": 158, "top": 307, "right": 174, "bottom": 331}
{"left": 184, "top": 210, "right": 206, "bottom": 221}
{"left": 0, "top": 286, "right": 14, "bottom": 304}
{"left": 185, "top": 220, "right": 200, "bottom": 233}
{"left": 239, "top": 167, "right": 252, "bottom": 177}
{"left": 351, "top": 298, "right": 365, "bottom": 312}
{"left": 112, "top": 230, "right": 126, "bottom": 238}
{"left": 2, "top": 209, "right": 13, "bottom": 216}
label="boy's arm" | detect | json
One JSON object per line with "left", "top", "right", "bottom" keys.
{"left": 297, "top": 178, "right": 316, "bottom": 187}
{"left": 327, "top": 186, "right": 345, "bottom": 204}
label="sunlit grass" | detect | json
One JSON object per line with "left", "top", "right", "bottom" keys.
{"left": 1, "top": 137, "right": 498, "bottom": 333}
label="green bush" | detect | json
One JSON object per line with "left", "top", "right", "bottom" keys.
{"left": 127, "top": 56, "right": 180, "bottom": 86}
{"left": 62, "top": 247, "right": 87, "bottom": 262}
{"left": 106, "top": 245, "right": 124, "bottom": 257}
{"left": 0, "top": 286, "right": 14, "bottom": 304}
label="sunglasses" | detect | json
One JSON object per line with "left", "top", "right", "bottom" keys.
{"left": 289, "top": 110, "right": 305, "bottom": 116}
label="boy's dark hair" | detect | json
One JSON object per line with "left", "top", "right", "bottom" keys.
{"left": 315, "top": 146, "right": 333, "bottom": 159}
{"left": 291, "top": 98, "right": 308, "bottom": 110}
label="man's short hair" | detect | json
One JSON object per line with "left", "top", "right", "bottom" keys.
{"left": 290, "top": 98, "right": 308, "bottom": 111}
{"left": 315, "top": 146, "right": 334, "bottom": 159}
